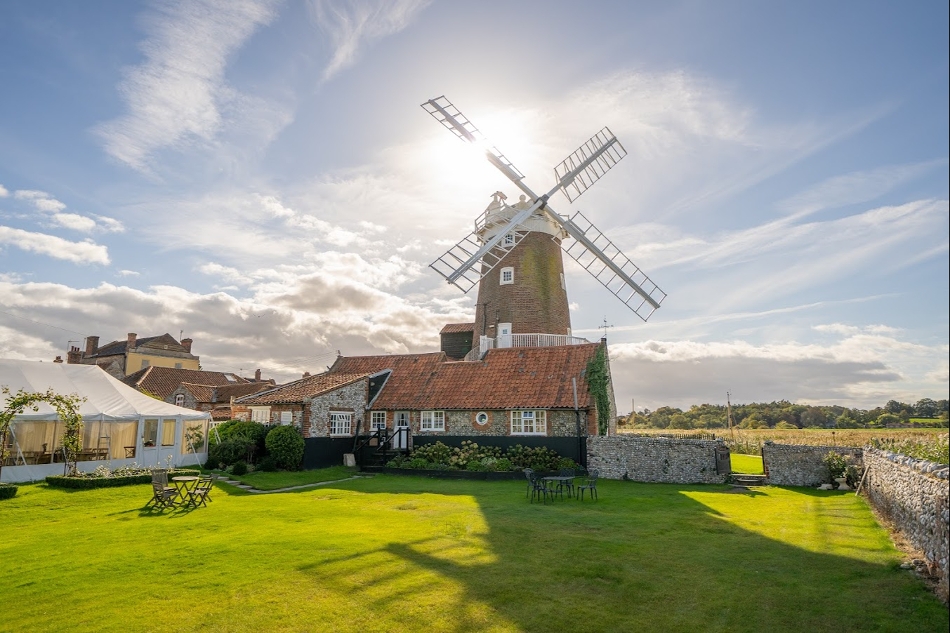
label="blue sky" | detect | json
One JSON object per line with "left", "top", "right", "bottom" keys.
{"left": 1, "top": 0, "right": 947, "bottom": 412}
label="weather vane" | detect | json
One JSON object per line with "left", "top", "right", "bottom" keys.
{"left": 600, "top": 317, "right": 613, "bottom": 339}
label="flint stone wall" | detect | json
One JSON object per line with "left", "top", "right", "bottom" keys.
{"left": 862, "top": 447, "right": 949, "bottom": 598}
{"left": 587, "top": 436, "right": 727, "bottom": 483}
{"left": 762, "top": 444, "right": 863, "bottom": 487}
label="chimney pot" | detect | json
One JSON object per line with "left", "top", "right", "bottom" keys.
{"left": 53, "top": 355, "right": 64, "bottom": 363}
{"left": 127, "top": 333, "right": 137, "bottom": 349}
{"left": 303, "top": 371, "right": 311, "bottom": 378}
{"left": 255, "top": 368, "right": 261, "bottom": 381}
{"left": 67, "top": 347, "right": 82, "bottom": 364}
{"left": 85, "top": 336, "right": 99, "bottom": 357}
{"left": 181, "top": 338, "right": 193, "bottom": 353}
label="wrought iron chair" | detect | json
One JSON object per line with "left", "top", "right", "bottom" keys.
{"left": 557, "top": 468, "right": 576, "bottom": 498}
{"left": 576, "top": 469, "right": 599, "bottom": 501}
{"left": 523, "top": 468, "right": 535, "bottom": 499}
{"left": 526, "top": 470, "right": 551, "bottom": 504}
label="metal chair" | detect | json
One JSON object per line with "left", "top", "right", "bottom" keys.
{"left": 557, "top": 468, "right": 576, "bottom": 498}
{"left": 576, "top": 469, "right": 599, "bottom": 501}
{"left": 523, "top": 468, "right": 535, "bottom": 499}
{"left": 526, "top": 470, "right": 551, "bottom": 504}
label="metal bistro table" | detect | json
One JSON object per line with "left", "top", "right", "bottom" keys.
{"left": 541, "top": 475, "right": 575, "bottom": 500}
{"left": 170, "top": 475, "right": 199, "bottom": 502}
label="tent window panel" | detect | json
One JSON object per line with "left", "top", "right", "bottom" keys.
{"left": 144, "top": 419, "right": 159, "bottom": 447}
{"left": 10, "top": 421, "right": 56, "bottom": 453}
{"left": 181, "top": 421, "right": 207, "bottom": 455}
{"left": 161, "top": 420, "right": 176, "bottom": 446}
{"left": 109, "top": 422, "right": 137, "bottom": 459}
{"left": 81, "top": 421, "right": 101, "bottom": 450}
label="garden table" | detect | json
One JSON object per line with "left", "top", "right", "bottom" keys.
{"left": 542, "top": 476, "right": 574, "bottom": 499}
{"left": 171, "top": 476, "right": 198, "bottom": 502}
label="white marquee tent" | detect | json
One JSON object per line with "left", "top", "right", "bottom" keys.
{"left": 1, "top": 359, "right": 210, "bottom": 483}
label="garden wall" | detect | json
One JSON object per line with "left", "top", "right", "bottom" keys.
{"left": 862, "top": 447, "right": 949, "bottom": 598}
{"left": 587, "top": 436, "right": 727, "bottom": 483}
{"left": 762, "top": 444, "right": 863, "bottom": 487}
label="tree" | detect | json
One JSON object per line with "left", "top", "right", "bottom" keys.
{"left": 915, "top": 398, "right": 937, "bottom": 418}
{"left": 873, "top": 413, "right": 900, "bottom": 428}
{"left": 1, "top": 387, "right": 85, "bottom": 478}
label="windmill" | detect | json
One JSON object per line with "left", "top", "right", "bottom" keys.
{"left": 423, "top": 96, "right": 665, "bottom": 354}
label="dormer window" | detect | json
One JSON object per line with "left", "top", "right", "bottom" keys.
{"left": 174, "top": 394, "right": 184, "bottom": 407}
{"left": 500, "top": 267, "right": 514, "bottom": 285}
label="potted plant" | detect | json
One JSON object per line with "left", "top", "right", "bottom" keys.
{"left": 823, "top": 451, "right": 848, "bottom": 489}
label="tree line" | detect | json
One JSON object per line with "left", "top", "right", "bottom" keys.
{"left": 625, "top": 398, "right": 950, "bottom": 430}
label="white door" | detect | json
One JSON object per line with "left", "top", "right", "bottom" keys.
{"left": 498, "top": 323, "right": 512, "bottom": 348}
{"left": 393, "top": 412, "right": 410, "bottom": 449}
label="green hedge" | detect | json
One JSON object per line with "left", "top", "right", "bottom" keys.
{"left": 45, "top": 467, "right": 201, "bottom": 490}
{"left": 0, "top": 483, "right": 18, "bottom": 500}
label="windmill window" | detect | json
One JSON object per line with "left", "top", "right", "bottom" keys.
{"left": 500, "top": 267, "right": 514, "bottom": 285}
{"left": 503, "top": 232, "right": 515, "bottom": 247}
{"left": 510, "top": 410, "right": 547, "bottom": 435}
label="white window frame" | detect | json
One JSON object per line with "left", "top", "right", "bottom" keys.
{"left": 475, "top": 411, "right": 489, "bottom": 425}
{"left": 330, "top": 412, "right": 352, "bottom": 436}
{"left": 370, "top": 411, "right": 387, "bottom": 431}
{"left": 510, "top": 410, "right": 547, "bottom": 435}
{"left": 280, "top": 411, "right": 293, "bottom": 426}
{"left": 250, "top": 407, "right": 271, "bottom": 424}
{"left": 420, "top": 410, "right": 445, "bottom": 432}
{"left": 500, "top": 267, "right": 514, "bottom": 285}
{"left": 174, "top": 394, "right": 185, "bottom": 407}
{"left": 503, "top": 232, "right": 515, "bottom": 247}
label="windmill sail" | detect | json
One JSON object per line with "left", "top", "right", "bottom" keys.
{"left": 422, "top": 95, "right": 666, "bottom": 320}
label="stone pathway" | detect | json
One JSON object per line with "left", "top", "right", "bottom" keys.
{"left": 215, "top": 474, "right": 372, "bottom": 494}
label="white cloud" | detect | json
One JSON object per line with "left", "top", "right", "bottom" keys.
{"left": 94, "top": 0, "right": 280, "bottom": 171}
{"left": 51, "top": 213, "right": 97, "bottom": 232}
{"left": 94, "top": 215, "right": 126, "bottom": 233}
{"left": 0, "top": 226, "right": 110, "bottom": 264}
{"left": 310, "top": 0, "right": 432, "bottom": 80}
{"left": 116, "top": 270, "right": 141, "bottom": 277}
{"left": 0, "top": 184, "right": 8, "bottom": 197}
{"left": 13, "top": 189, "right": 67, "bottom": 212}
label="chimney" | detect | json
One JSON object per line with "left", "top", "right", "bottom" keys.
{"left": 303, "top": 371, "right": 311, "bottom": 378}
{"left": 67, "top": 346, "right": 82, "bottom": 364}
{"left": 255, "top": 368, "right": 261, "bottom": 382}
{"left": 53, "top": 355, "right": 64, "bottom": 363}
{"left": 127, "top": 333, "right": 137, "bottom": 350}
{"left": 181, "top": 338, "right": 193, "bottom": 353}
{"left": 85, "top": 336, "right": 99, "bottom": 357}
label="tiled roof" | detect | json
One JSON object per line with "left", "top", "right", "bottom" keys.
{"left": 91, "top": 333, "right": 185, "bottom": 358}
{"left": 439, "top": 323, "right": 475, "bottom": 335}
{"left": 216, "top": 382, "right": 271, "bottom": 401}
{"left": 178, "top": 383, "right": 216, "bottom": 403}
{"left": 237, "top": 372, "right": 371, "bottom": 405}
{"left": 123, "top": 367, "right": 247, "bottom": 400}
{"left": 330, "top": 344, "right": 600, "bottom": 410}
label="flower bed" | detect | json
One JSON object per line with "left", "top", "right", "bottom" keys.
{"left": 381, "top": 467, "right": 526, "bottom": 480}
{"left": 388, "top": 440, "right": 576, "bottom": 473}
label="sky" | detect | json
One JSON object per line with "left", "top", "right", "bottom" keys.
{"left": 0, "top": 0, "right": 947, "bottom": 413}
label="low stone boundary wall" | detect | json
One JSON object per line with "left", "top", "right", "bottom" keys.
{"left": 762, "top": 443, "right": 862, "bottom": 487}
{"left": 587, "top": 436, "right": 727, "bottom": 484}
{"left": 862, "top": 448, "right": 949, "bottom": 598}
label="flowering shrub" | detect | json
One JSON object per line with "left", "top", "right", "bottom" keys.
{"left": 389, "top": 442, "right": 574, "bottom": 472}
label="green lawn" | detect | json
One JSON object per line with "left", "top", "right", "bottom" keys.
{"left": 217, "top": 465, "right": 359, "bottom": 490}
{"left": 1, "top": 475, "right": 946, "bottom": 632}
{"left": 731, "top": 453, "right": 764, "bottom": 474}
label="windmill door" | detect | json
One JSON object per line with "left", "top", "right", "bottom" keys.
{"left": 498, "top": 323, "right": 512, "bottom": 348}
{"left": 393, "top": 412, "right": 410, "bottom": 450}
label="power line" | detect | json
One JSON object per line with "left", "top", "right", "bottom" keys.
{"left": 0, "top": 309, "right": 87, "bottom": 336}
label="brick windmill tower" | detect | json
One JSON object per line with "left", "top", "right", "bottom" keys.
{"left": 424, "top": 96, "right": 667, "bottom": 358}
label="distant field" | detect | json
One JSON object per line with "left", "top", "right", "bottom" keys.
{"left": 620, "top": 427, "right": 949, "bottom": 465}
{"left": 731, "top": 453, "right": 764, "bottom": 474}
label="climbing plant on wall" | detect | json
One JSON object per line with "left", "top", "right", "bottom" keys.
{"left": 586, "top": 345, "right": 611, "bottom": 435}
{"left": 1, "top": 387, "right": 86, "bottom": 478}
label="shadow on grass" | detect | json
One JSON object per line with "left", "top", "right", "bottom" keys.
{"left": 293, "top": 477, "right": 947, "bottom": 633}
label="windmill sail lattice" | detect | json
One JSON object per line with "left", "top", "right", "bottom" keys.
{"left": 423, "top": 95, "right": 666, "bottom": 322}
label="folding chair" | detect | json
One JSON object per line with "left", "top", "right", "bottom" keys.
{"left": 146, "top": 482, "right": 178, "bottom": 509}
{"left": 186, "top": 475, "right": 214, "bottom": 508}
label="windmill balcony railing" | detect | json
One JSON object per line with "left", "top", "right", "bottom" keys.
{"left": 465, "top": 333, "right": 590, "bottom": 360}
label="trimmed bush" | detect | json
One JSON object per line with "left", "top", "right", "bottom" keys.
{"left": 0, "top": 483, "right": 18, "bottom": 500}
{"left": 209, "top": 438, "right": 255, "bottom": 467}
{"left": 45, "top": 467, "right": 200, "bottom": 490}
{"left": 265, "top": 426, "right": 305, "bottom": 471}
{"left": 231, "top": 461, "right": 248, "bottom": 476}
{"left": 258, "top": 456, "right": 278, "bottom": 472}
